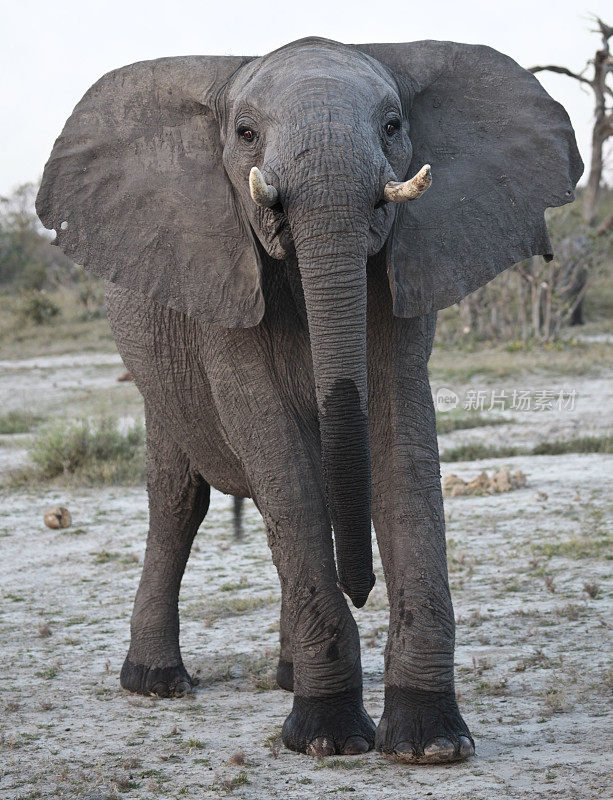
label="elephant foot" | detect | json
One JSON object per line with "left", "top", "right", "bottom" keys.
{"left": 120, "top": 655, "right": 194, "bottom": 698}
{"left": 375, "top": 685, "right": 474, "bottom": 764}
{"left": 276, "top": 658, "right": 294, "bottom": 692}
{"left": 282, "top": 686, "right": 375, "bottom": 756}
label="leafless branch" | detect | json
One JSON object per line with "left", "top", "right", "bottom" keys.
{"left": 528, "top": 64, "right": 593, "bottom": 88}
{"left": 596, "top": 212, "right": 613, "bottom": 235}
{"left": 531, "top": 20, "right": 612, "bottom": 223}
{"left": 593, "top": 16, "right": 613, "bottom": 43}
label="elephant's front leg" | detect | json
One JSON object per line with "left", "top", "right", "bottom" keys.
{"left": 203, "top": 331, "right": 374, "bottom": 756}
{"left": 120, "top": 407, "right": 210, "bottom": 697}
{"left": 251, "top": 453, "right": 375, "bottom": 757}
{"left": 368, "top": 310, "right": 474, "bottom": 764}
{"left": 276, "top": 561, "right": 374, "bottom": 756}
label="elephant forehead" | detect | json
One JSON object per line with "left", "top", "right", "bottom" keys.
{"left": 230, "top": 45, "right": 397, "bottom": 113}
{"left": 284, "top": 75, "right": 394, "bottom": 110}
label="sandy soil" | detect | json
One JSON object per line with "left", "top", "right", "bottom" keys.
{"left": 0, "top": 353, "right": 611, "bottom": 800}
{"left": 0, "top": 353, "right": 126, "bottom": 413}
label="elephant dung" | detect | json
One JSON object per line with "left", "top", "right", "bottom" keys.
{"left": 44, "top": 506, "right": 72, "bottom": 529}
{"left": 443, "top": 467, "right": 527, "bottom": 497}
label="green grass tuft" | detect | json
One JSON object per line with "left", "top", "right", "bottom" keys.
{"left": 531, "top": 436, "right": 611, "bottom": 456}
{"left": 441, "top": 434, "right": 611, "bottom": 462}
{"left": 535, "top": 535, "right": 610, "bottom": 560}
{"left": 0, "top": 410, "right": 43, "bottom": 434}
{"left": 435, "top": 412, "right": 507, "bottom": 435}
{"left": 217, "top": 771, "right": 251, "bottom": 793}
{"left": 441, "top": 442, "right": 522, "bottom": 462}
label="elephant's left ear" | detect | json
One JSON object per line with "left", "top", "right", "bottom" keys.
{"left": 357, "top": 41, "right": 584, "bottom": 317}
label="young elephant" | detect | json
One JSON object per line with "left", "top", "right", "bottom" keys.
{"left": 37, "top": 37, "right": 581, "bottom": 763}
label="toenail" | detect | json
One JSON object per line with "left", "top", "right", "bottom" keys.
{"left": 423, "top": 737, "right": 456, "bottom": 761}
{"left": 394, "top": 740, "right": 418, "bottom": 757}
{"left": 150, "top": 683, "right": 169, "bottom": 697}
{"left": 343, "top": 735, "right": 370, "bottom": 755}
{"left": 458, "top": 735, "right": 475, "bottom": 758}
{"left": 173, "top": 680, "right": 191, "bottom": 696}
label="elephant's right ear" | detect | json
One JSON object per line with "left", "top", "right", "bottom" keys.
{"left": 36, "top": 56, "right": 264, "bottom": 327}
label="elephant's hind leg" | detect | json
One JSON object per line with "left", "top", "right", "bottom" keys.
{"left": 275, "top": 589, "right": 295, "bottom": 691}
{"left": 120, "top": 407, "right": 210, "bottom": 698}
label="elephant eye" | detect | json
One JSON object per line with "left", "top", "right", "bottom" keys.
{"left": 237, "top": 126, "right": 256, "bottom": 142}
{"left": 385, "top": 120, "right": 400, "bottom": 136}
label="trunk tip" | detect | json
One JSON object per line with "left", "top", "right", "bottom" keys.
{"left": 338, "top": 573, "right": 376, "bottom": 609}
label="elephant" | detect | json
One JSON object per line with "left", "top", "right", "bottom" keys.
{"left": 36, "top": 36, "right": 582, "bottom": 763}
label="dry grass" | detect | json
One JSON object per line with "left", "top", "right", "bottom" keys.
{"left": 475, "top": 678, "right": 509, "bottom": 696}
{"left": 583, "top": 581, "right": 600, "bottom": 598}
{"left": 430, "top": 336, "right": 613, "bottom": 384}
{"left": 541, "top": 677, "right": 571, "bottom": 716}
{"left": 0, "top": 410, "right": 43, "bottom": 434}
{"left": 216, "top": 770, "right": 251, "bottom": 793}
{"left": 0, "top": 288, "right": 115, "bottom": 360}
{"left": 200, "top": 595, "right": 277, "bottom": 626}
{"left": 514, "top": 648, "right": 552, "bottom": 672}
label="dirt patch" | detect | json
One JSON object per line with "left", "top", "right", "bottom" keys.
{"left": 0, "top": 460, "right": 610, "bottom": 799}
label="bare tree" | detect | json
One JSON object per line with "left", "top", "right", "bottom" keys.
{"left": 436, "top": 204, "right": 610, "bottom": 344}
{"left": 530, "top": 17, "right": 613, "bottom": 225}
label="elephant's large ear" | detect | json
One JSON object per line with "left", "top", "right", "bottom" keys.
{"left": 357, "top": 42, "right": 584, "bottom": 317}
{"left": 36, "top": 56, "right": 264, "bottom": 327}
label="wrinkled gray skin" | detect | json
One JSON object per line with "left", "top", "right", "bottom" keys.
{"left": 37, "top": 37, "right": 582, "bottom": 763}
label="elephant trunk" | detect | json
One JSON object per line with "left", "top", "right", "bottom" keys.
{"left": 289, "top": 212, "right": 374, "bottom": 608}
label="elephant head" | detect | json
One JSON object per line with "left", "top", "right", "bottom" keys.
{"left": 36, "top": 37, "right": 582, "bottom": 608}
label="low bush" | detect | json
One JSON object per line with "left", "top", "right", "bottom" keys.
{"left": 27, "top": 416, "right": 146, "bottom": 484}
{"left": 19, "top": 290, "right": 60, "bottom": 325}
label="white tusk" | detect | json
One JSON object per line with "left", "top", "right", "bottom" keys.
{"left": 249, "top": 167, "right": 279, "bottom": 208}
{"left": 383, "top": 164, "right": 432, "bottom": 203}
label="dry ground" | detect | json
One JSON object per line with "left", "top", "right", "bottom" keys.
{"left": 0, "top": 341, "right": 611, "bottom": 800}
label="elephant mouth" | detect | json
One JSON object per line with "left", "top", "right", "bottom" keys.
{"left": 261, "top": 202, "right": 392, "bottom": 262}
{"left": 256, "top": 205, "right": 294, "bottom": 258}
{"left": 272, "top": 211, "right": 288, "bottom": 240}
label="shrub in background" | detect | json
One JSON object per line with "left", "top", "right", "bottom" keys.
{"left": 29, "top": 417, "right": 146, "bottom": 485}
{"left": 19, "top": 290, "right": 60, "bottom": 325}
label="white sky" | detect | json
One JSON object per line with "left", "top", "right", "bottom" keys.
{"left": 1, "top": 0, "right": 610, "bottom": 196}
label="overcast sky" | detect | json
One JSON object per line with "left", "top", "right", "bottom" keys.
{"left": 1, "top": 0, "right": 610, "bottom": 196}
